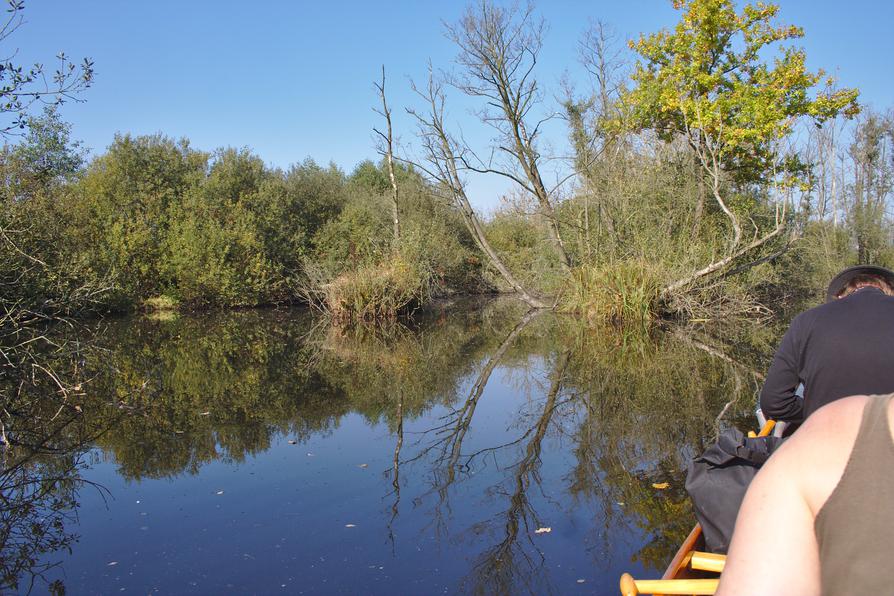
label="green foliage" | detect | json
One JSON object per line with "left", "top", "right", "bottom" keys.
{"left": 559, "top": 261, "right": 661, "bottom": 325}
{"left": 73, "top": 133, "right": 208, "bottom": 301}
{"left": 61, "top": 141, "right": 359, "bottom": 309}
{"left": 623, "top": 0, "right": 859, "bottom": 185}
{"left": 0, "top": 110, "right": 104, "bottom": 314}
{"left": 483, "top": 212, "right": 565, "bottom": 294}
{"left": 311, "top": 160, "right": 481, "bottom": 316}
{"left": 0, "top": 107, "right": 86, "bottom": 199}
{"left": 163, "top": 148, "right": 278, "bottom": 306}
{"left": 312, "top": 188, "right": 391, "bottom": 272}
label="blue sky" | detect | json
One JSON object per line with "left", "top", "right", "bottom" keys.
{"left": 11, "top": 0, "right": 894, "bottom": 210}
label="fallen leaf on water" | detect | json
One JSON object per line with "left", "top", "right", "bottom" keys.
{"left": 345, "top": 524, "right": 356, "bottom": 528}
{"left": 652, "top": 482, "right": 670, "bottom": 490}
{"left": 534, "top": 527, "right": 551, "bottom": 534}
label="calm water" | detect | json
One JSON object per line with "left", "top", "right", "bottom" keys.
{"left": 2, "top": 301, "right": 766, "bottom": 594}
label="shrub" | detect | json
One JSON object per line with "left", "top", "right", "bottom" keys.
{"left": 322, "top": 258, "right": 430, "bottom": 323}
{"left": 559, "top": 260, "right": 661, "bottom": 326}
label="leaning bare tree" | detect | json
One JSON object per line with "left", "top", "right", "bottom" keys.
{"left": 445, "top": 1, "right": 572, "bottom": 271}
{"left": 406, "top": 66, "right": 547, "bottom": 309}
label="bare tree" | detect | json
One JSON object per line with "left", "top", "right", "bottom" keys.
{"left": 848, "top": 110, "right": 893, "bottom": 263}
{"left": 406, "top": 67, "right": 548, "bottom": 309}
{"left": 445, "top": 1, "right": 571, "bottom": 271}
{"left": 373, "top": 66, "right": 400, "bottom": 246}
{"left": 564, "top": 20, "right": 626, "bottom": 260}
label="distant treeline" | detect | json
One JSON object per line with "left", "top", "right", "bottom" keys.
{"left": 0, "top": 110, "right": 495, "bottom": 313}
{"left": 2, "top": 99, "right": 893, "bottom": 324}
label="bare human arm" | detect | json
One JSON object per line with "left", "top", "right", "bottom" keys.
{"left": 717, "top": 397, "right": 866, "bottom": 596}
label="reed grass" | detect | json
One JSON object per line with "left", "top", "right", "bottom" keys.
{"left": 559, "top": 261, "right": 661, "bottom": 326}
{"left": 322, "top": 258, "right": 430, "bottom": 324}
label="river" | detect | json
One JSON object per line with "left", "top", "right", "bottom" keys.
{"left": 1, "top": 300, "right": 770, "bottom": 594}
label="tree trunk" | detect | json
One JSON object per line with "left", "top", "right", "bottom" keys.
{"left": 374, "top": 66, "right": 400, "bottom": 247}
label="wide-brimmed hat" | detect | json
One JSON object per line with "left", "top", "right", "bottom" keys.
{"left": 826, "top": 265, "right": 894, "bottom": 302}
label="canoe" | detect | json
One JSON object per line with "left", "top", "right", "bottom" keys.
{"left": 619, "top": 520, "right": 721, "bottom": 596}
{"left": 618, "top": 420, "right": 777, "bottom": 595}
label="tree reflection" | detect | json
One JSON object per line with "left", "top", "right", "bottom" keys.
{"left": 0, "top": 301, "right": 772, "bottom": 593}
{"left": 1, "top": 326, "right": 113, "bottom": 594}
{"left": 463, "top": 349, "right": 571, "bottom": 596}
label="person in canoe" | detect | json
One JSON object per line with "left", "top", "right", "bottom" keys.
{"left": 718, "top": 393, "right": 894, "bottom": 595}
{"left": 759, "top": 264, "right": 894, "bottom": 425}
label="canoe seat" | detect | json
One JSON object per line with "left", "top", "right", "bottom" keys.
{"left": 619, "top": 572, "right": 718, "bottom": 595}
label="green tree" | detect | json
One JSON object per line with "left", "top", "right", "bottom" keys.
{"left": 74, "top": 134, "right": 208, "bottom": 301}
{"left": 623, "top": 0, "right": 859, "bottom": 293}
{"left": 163, "top": 148, "right": 277, "bottom": 306}
{"left": 0, "top": 106, "right": 86, "bottom": 199}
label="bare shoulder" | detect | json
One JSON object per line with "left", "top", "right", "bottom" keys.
{"left": 717, "top": 396, "right": 871, "bottom": 595}
{"left": 771, "top": 395, "right": 869, "bottom": 515}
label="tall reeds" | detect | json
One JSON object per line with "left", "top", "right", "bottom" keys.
{"left": 321, "top": 258, "right": 430, "bottom": 324}
{"left": 559, "top": 261, "right": 661, "bottom": 326}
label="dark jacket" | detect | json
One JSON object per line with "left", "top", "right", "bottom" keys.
{"left": 760, "top": 287, "right": 894, "bottom": 422}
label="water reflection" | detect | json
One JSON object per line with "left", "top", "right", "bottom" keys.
{"left": 3, "top": 302, "right": 769, "bottom": 593}
{"left": 0, "top": 333, "right": 114, "bottom": 595}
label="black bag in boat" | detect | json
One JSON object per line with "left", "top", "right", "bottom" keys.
{"left": 685, "top": 428, "right": 785, "bottom": 554}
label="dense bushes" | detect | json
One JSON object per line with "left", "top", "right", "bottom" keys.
{"left": 3, "top": 105, "right": 893, "bottom": 324}
{"left": 0, "top": 115, "right": 484, "bottom": 315}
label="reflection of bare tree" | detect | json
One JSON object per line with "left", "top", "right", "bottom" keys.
{"left": 386, "top": 388, "right": 403, "bottom": 552}
{"left": 402, "top": 308, "right": 541, "bottom": 544}
{"left": 464, "top": 350, "right": 571, "bottom": 596}
{"left": 408, "top": 309, "right": 541, "bottom": 480}
{"left": 0, "top": 407, "right": 111, "bottom": 595}
{"left": 671, "top": 328, "right": 764, "bottom": 437}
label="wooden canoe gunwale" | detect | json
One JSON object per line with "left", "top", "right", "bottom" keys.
{"left": 662, "top": 523, "right": 706, "bottom": 580}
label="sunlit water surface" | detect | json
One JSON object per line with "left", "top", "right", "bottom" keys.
{"left": 9, "top": 302, "right": 764, "bottom": 594}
